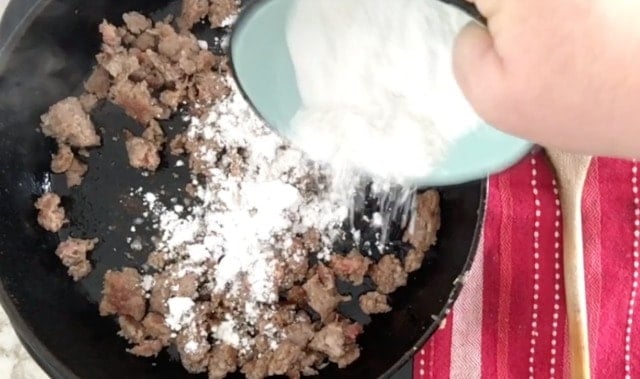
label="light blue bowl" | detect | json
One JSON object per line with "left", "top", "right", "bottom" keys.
{"left": 230, "top": 0, "right": 533, "bottom": 187}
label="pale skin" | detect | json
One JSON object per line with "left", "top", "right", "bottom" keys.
{"left": 453, "top": 0, "right": 640, "bottom": 158}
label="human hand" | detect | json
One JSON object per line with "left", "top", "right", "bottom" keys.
{"left": 453, "top": 0, "right": 640, "bottom": 158}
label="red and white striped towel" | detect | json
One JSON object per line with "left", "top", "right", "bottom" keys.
{"left": 414, "top": 152, "right": 640, "bottom": 378}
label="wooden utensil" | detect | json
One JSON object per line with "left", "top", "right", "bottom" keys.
{"left": 546, "top": 149, "right": 592, "bottom": 379}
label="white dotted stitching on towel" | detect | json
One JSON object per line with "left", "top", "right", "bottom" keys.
{"left": 429, "top": 340, "right": 435, "bottom": 379}
{"left": 419, "top": 346, "right": 426, "bottom": 378}
{"left": 548, "top": 179, "right": 561, "bottom": 378}
{"left": 529, "top": 156, "right": 541, "bottom": 379}
{"left": 625, "top": 161, "right": 639, "bottom": 379}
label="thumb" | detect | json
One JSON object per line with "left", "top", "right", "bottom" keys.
{"left": 453, "top": 22, "right": 508, "bottom": 128}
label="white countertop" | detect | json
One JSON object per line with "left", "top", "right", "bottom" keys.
{"left": 0, "top": 0, "right": 50, "bottom": 377}
{"left": 0, "top": 307, "right": 48, "bottom": 379}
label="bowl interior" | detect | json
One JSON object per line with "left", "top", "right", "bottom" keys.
{"left": 0, "top": 0, "right": 484, "bottom": 378}
{"left": 231, "top": 0, "right": 533, "bottom": 186}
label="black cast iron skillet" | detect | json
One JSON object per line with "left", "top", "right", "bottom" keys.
{"left": 0, "top": 0, "right": 486, "bottom": 378}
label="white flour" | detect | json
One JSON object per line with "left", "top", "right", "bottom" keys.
{"left": 144, "top": 82, "right": 350, "bottom": 342}
{"left": 286, "top": 0, "right": 480, "bottom": 183}
{"left": 141, "top": 17, "right": 457, "bottom": 342}
{"left": 165, "top": 297, "right": 195, "bottom": 331}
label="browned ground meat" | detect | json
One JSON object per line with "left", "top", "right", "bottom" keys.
{"left": 157, "top": 29, "right": 199, "bottom": 60}
{"left": 100, "top": 52, "right": 141, "bottom": 81}
{"left": 79, "top": 93, "right": 99, "bottom": 113}
{"left": 275, "top": 241, "right": 308, "bottom": 290}
{"left": 191, "top": 71, "right": 230, "bottom": 104}
{"left": 84, "top": 66, "right": 111, "bottom": 98}
{"left": 67, "top": 260, "right": 93, "bottom": 282}
{"left": 266, "top": 305, "right": 297, "bottom": 331}
{"left": 329, "top": 250, "right": 371, "bottom": 285}
{"left": 40, "top": 97, "right": 101, "bottom": 148}
{"left": 188, "top": 138, "right": 223, "bottom": 175}
{"left": 369, "top": 255, "right": 408, "bottom": 295}
{"left": 89, "top": 17, "right": 229, "bottom": 132}
{"left": 136, "top": 48, "right": 180, "bottom": 85}
{"left": 335, "top": 322, "right": 363, "bottom": 368}
{"left": 208, "top": 0, "right": 239, "bottom": 27}
{"left": 284, "top": 320, "right": 314, "bottom": 347}
{"left": 55, "top": 238, "right": 96, "bottom": 266}
{"left": 241, "top": 354, "right": 270, "bottom": 379}
{"left": 111, "top": 80, "right": 167, "bottom": 125}
{"left": 149, "top": 272, "right": 171, "bottom": 314}
{"left": 404, "top": 249, "right": 426, "bottom": 274}
{"left": 123, "top": 12, "right": 153, "bottom": 34}
{"left": 134, "top": 31, "right": 157, "bottom": 50}
{"left": 208, "top": 344, "right": 238, "bottom": 379}
{"left": 99, "top": 268, "right": 146, "bottom": 321}
{"left": 119, "top": 310, "right": 172, "bottom": 357}
{"left": 335, "top": 344, "right": 360, "bottom": 369}
{"left": 124, "top": 131, "right": 161, "bottom": 171}
{"left": 308, "top": 323, "right": 343, "bottom": 360}
{"left": 268, "top": 341, "right": 303, "bottom": 376}
{"left": 77, "top": 149, "right": 90, "bottom": 158}
{"left": 128, "top": 339, "right": 164, "bottom": 357}
{"left": 99, "top": 20, "right": 122, "bottom": 47}
{"left": 298, "top": 352, "right": 323, "bottom": 376}
{"left": 341, "top": 321, "right": 363, "bottom": 343}
{"left": 185, "top": 182, "right": 197, "bottom": 197}
{"left": 142, "top": 312, "right": 172, "bottom": 344}
{"left": 403, "top": 190, "right": 441, "bottom": 272}
{"left": 55, "top": 238, "right": 98, "bottom": 281}
{"left": 146, "top": 251, "right": 166, "bottom": 270}
{"left": 285, "top": 285, "right": 306, "bottom": 307}
{"left": 66, "top": 158, "right": 88, "bottom": 188}
{"left": 160, "top": 89, "right": 183, "bottom": 110}
{"left": 169, "top": 133, "right": 187, "bottom": 155}
{"left": 118, "top": 315, "right": 146, "bottom": 344}
{"left": 307, "top": 321, "right": 361, "bottom": 368}
{"left": 50, "top": 143, "right": 74, "bottom": 174}
{"left": 142, "top": 120, "right": 165, "bottom": 147}
{"left": 302, "top": 228, "right": 321, "bottom": 252}
{"left": 178, "top": 0, "right": 210, "bottom": 31}
{"left": 198, "top": 50, "right": 226, "bottom": 73}
{"left": 177, "top": 327, "right": 212, "bottom": 373}
{"left": 34, "top": 193, "right": 66, "bottom": 232}
{"left": 302, "top": 264, "right": 341, "bottom": 321}
{"left": 359, "top": 291, "right": 391, "bottom": 314}
{"left": 215, "top": 148, "right": 245, "bottom": 177}
{"left": 172, "top": 272, "right": 200, "bottom": 298}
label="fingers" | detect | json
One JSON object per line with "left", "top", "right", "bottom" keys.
{"left": 453, "top": 22, "right": 508, "bottom": 128}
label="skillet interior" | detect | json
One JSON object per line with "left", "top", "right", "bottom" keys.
{"left": 0, "top": 0, "right": 486, "bottom": 378}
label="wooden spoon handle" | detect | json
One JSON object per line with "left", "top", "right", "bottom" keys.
{"left": 546, "top": 150, "right": 592, "bottom": 379}
{"left": 558, "top": 179, "right": 591, "bottom": 379}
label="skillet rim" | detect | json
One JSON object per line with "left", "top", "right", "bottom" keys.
{"left": 0, "top": 0, "right": 488, "bottom": 377}
{"left": 379, "top": 181, "right": 487, "bottom": 378}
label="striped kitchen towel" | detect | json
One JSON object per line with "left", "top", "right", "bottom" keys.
{"left": 414, "top": 152, "right": 640, "bottom": 378}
